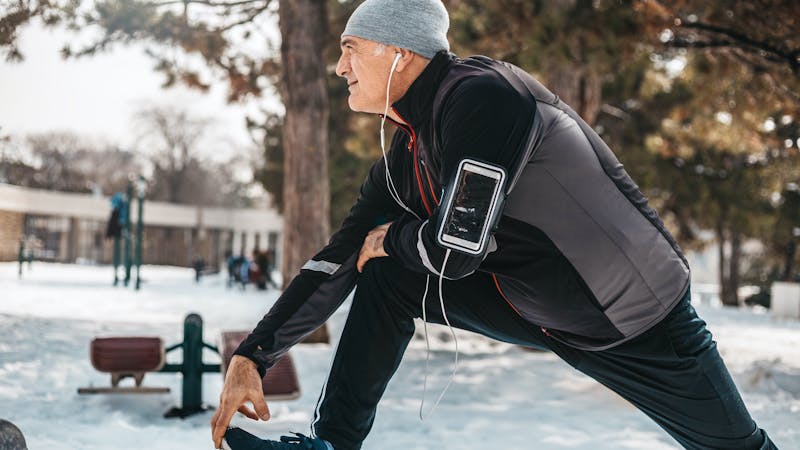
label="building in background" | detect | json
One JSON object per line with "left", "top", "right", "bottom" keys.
{"left": 0, "top": 183, "right": 282, "bottom": 271}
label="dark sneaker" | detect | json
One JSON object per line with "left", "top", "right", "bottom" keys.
{"left": 223, "top": 427, "right": 333, "bottom": 450}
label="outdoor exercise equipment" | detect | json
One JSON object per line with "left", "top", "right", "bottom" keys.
{"left": 109, "top": 176, "right": 146, "bottom": 290}
{"left": 78, "top": 313, "right": 301, "bottom": 418}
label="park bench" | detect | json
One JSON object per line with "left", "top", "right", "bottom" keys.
{"left": 78, "top": 337, "right": 169, "bottom": 394}
{"left": 77, "top": 314, "right": 301, "bottom": 417}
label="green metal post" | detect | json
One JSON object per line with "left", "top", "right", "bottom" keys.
{"left": 160, "top": 313, "right": 220, "bottom": 418}
{"left": 17, "top": 240, "right": 24, "bottom": 279}
{"left": 159, "top": 313, "right": 221, "bottom": 418}
{"left": 123, "top": 181, "right": 133, "bottom": 287}
{"left": 135, "top": 177, "right": 145, "bottom": 291}
{"left": 182, "top": 313, "right": 203, "bottom": 412}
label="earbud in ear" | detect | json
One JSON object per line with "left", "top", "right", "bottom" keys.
{"left": 390, "top": 52, "right": 402, "bottom": 73}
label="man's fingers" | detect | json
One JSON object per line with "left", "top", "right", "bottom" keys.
{"left": 357, "top": 251, "right": 366, "bottom": 272}
{"left": 237, "top": 404, "right": 259, "bottom": 420}
{"left": 210, "top": 408, "right": 218, "bottom": 427}
{"left": 357, "top": 241, "right": 369, "bottom": 272}
{"left": 212, "top": 402, "right": 238, "bottom": 449}
{"left": 251, "top": 394, "right": 271, "bottom": 421}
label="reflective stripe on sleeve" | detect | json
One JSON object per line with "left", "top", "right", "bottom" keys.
{"left": 301, "top": 259, "right": 342, "bottom": 275}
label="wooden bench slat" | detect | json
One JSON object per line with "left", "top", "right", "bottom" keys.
{"left": 77, "top": 386, "right": 171, "bottom": 394}
{"left": 90, "top": 337, "right": 165, "bottom": 373}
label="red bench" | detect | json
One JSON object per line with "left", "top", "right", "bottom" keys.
{"left": 220, "top": 331, "right": 301, "bottom": 401}
{"left": 78, "top": 333, "right": 302, "bottom": 401}
{"left": 78, "top": 337, "right": 170, "bottom": 394}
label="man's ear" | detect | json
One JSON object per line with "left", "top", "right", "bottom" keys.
{"left": 392, "top": 48, "right": 416, "bottom": 72}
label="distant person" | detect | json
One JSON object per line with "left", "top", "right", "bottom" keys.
{"left": 212, "top": 1, "right": 776, "bottom": 449}
{"left": 237, "top": 254, "right": 250, "bottom": 290}
{"left": 105, "top": 193, "right": 124, "bottom": 240}
{"left": 17, "top": 239, "right": 25, "bottom": 279}
{"left": 192, "top": 257, "right": 205, "bottom": 283}
{"left": 225, "top": 250, "right": 237, "bottom": 288}
{"left": 253, "top": 249, "right": 267, "bottom": 290}
{"left": 253, "top": 249, "right": 279, "bottom": 290}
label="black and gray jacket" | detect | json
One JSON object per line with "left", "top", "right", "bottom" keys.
{"left": 235, "top": 51, "right": 691, "bottom": 374}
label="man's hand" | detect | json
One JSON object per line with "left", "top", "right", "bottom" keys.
{"left": 357, "top": 222, "right": 392, "bottom": 272}
{"left": 210, "top": 355, "right": 270, "bottom": 449}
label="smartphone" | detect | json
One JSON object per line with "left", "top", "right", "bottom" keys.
{"left": 436, "top": 159, "right": 506, "bottom": 256}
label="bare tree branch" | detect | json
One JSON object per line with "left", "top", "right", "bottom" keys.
{"left": 673, "top": 21, "right": 800, "bottom": 74}
{"left": 214, "top": 3, "right": 270, "bottom": 32}
{"left": 145, "top": 0, "right": 268, "bottom": 7}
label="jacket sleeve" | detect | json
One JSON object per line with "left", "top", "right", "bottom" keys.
{"left": 383, "top": 75, "right": 539, "bottom": 280}
{"left": 234, "top": 159, "right": 402, "bottom": 375}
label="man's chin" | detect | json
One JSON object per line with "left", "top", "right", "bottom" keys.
{"left": 347, "top": 98, "right": 367, "bottom": 113}
{"left": 347, "top": 101, "right": 369, "bottom": 112}
{"left": 347, "top": 98, "right": 381, "bottom": 115}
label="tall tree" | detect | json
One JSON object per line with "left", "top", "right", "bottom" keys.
{"left": 277, "top": 0, "right": 329, "bottom": 281}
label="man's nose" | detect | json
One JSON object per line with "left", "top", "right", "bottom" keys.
{"left": 335, "top": 53, "right": 349, "bottom": 77}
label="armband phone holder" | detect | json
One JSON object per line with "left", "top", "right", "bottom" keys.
{"left": 435, "top": 158, "right": 506, "bottom": 256}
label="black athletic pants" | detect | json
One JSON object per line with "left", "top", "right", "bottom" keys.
{"left": 311, "top": 258, "right": 776, "bottom": 450}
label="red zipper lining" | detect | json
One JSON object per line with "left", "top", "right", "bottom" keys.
{"left": 424, "top": 165, "right": 440, "bottom": 204}
{"left": 492, "top": 274, "right": 550, "bottom": 335}
{"left": 388, "top": 107, "right": 438, "bottom": 215}
{"left": 492, "top": 274, "right": 523, "bottom": 317}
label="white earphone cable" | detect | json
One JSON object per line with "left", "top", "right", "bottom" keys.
{"left": 381, "top": 53, "right": 420, "bottom": 220}
{"left": 419, "top": 249, "right": 458, "bottom": 420}
{"left": 376, "top": 51, "right": 456, "bottom": 420}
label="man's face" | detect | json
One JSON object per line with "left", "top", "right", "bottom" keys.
{"left": 336, "top": 36, "right": 397, "bottom": 114}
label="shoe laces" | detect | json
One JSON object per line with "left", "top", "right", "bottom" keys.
{"left": 279, "top": 433, "right": 317, "bottom": 449}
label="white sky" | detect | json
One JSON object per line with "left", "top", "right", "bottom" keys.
{"left": 0, "top": 21, "right": 278, "bottom": 161}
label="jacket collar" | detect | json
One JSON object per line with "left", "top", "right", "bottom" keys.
{"left": 391, "top": 51, "right": 456, "bottom": 128}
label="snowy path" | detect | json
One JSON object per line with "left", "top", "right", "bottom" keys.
{"left": 0, "top": 263, "right": 797, "bottom": 449}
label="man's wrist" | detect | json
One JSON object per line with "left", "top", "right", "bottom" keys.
{"left": 232, "top": 354, "right": 258, "bottom": 369}
{"left": 231, "top": 352, "right": 267, "bottom": 377}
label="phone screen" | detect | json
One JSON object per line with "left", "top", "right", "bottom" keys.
{"left": 440, "top": 163, "right": 502, "bottom": 251}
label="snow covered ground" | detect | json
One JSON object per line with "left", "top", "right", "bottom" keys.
{"left": 0, "top": 262, "right": 798, "bottom": 449}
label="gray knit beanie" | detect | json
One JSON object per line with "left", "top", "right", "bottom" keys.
{"left": 342, "top": 0, "right": 450, "bottom": 59}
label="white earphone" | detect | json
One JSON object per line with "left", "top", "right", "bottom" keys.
{"left": 378, "top": 48, "right": 458, "bottom": 420}
{"left": 380, "top": 50, "right": 417, "bottom": 219}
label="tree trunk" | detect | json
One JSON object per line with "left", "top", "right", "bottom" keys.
{"left": 721, "top": 227, "right": 742, "bottom": 307}
{"left": 717, "top": 225, "right": 731, "bottom": 306}
{"left": 782, "top": 240, "right": 796, "bottom": 281}
{"left": 278, "top": 0, "right": 330, "bottom": 343}
{"left": 545, "top": 66, "right": 602, "bottom": 126}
